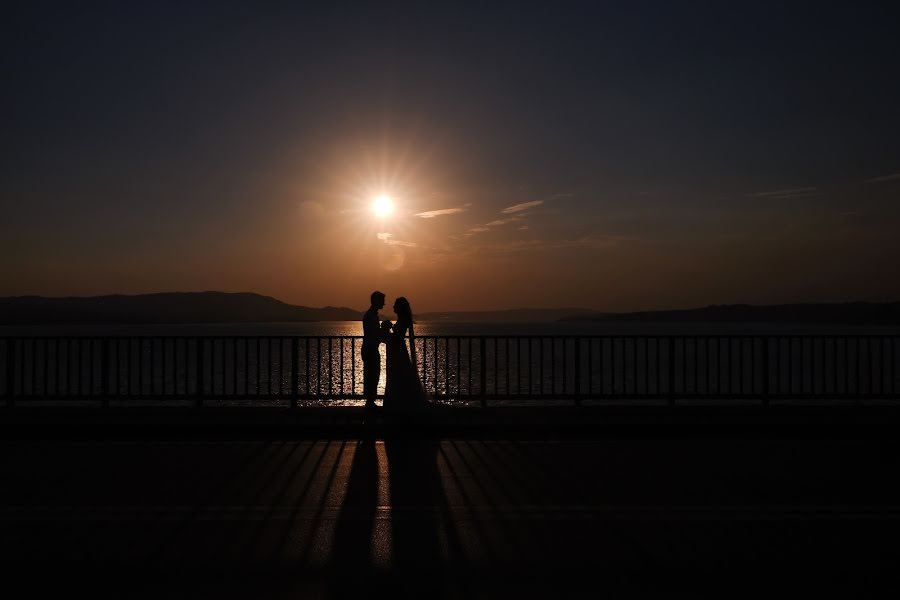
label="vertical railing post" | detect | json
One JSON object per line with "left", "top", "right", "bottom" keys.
{"left": 762, "top": 336, "right": 770, "bottom": 408}
{"left": 668, "top": 337, "right": 676, "bottom": 407}
{"left": 102, "top": 339, "right": 110, "bottom": 408}
{"left": 480, "top": 337, "right": 487, "bottom": 408}
{"left": 195, "top": 338, "right": 204, "bottom": 407}
{"left": 574, "top": 337, "right": 582, "bottom": 407}
{"left": 5, "top": 339, "right": 14, "bottom": 408}
{"left": 291, "top": 337, "right": 299, "bottom": 409}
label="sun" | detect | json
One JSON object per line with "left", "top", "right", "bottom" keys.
{"left": 372, "top": 194, "right": 394, "bottom": 218}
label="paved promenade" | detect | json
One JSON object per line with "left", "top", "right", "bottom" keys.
{"left": 3, "top": 414, "right": 900, "bottom": 597}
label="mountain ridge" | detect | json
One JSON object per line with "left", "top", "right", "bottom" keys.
{"left": 3, "top": 294, "right": 899, "bottom": 325}
{"left": 417, "top": 308, "right": 598, "bottom": 323}
{"left": 561, "top": 302, "right": 900, "bottom": 325}
{"left": 0, "top": 292, "right": 361, "bottom": 324}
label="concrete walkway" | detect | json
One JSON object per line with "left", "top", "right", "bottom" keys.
{"left": 5, "top": 403, "right": 900, "bottom": 435}
{"left": 2, "top": 428, "right": 900, "bottom": 597}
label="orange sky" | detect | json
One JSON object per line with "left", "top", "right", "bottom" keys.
{"left": 5, "top": 138, "right": 898, "bottom": 312}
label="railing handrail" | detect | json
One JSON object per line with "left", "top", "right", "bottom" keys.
{"left": 3, "top": 334, "right": 898, "bottom": 405}
{"left": 2, "top": 333, "right": 899, "bottom": 340}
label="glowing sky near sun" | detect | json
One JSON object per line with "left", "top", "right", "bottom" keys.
{"left": 2, "top": 4, "right": 900, "bottom": 311}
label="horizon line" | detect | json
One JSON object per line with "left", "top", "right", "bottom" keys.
{"left": 2, "top": 290, "right": 899, "bottom": 316}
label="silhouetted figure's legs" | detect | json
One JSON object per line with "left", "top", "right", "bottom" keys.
{"left": 361, "top": 292, "right": 386, "bottom": 412}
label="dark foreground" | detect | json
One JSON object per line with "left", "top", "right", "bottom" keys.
{"left": 2, "top": 416, "right": 900, "bottom": 597}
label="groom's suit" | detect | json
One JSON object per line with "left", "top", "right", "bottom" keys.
{"left": 362, "top": 306, "right": 382, "bottom": 404}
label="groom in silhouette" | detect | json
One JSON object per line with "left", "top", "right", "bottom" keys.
{"left": 362, "top": 291, "right": 386, "bottom": 411}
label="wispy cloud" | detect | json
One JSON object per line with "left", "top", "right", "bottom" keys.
{"left": 376, "top": 232, "right": 417, "bottom": 247}
{"left": 501, "top": 200, "right": 544, "bottom": 214}
{"left": 415, "top": 202, "right": 471, "bottom": 218}
{"left": 467, "top": 234, "right": 627, "bottom": 256}
{"left": 463, "top": 203, "right": 535, "bottom": 236}
{"left": 415, "top": 207, "right": 465, "bottom": 218}
{"left": 865, "top": 172, "right": 900, "bottom": 184}
{"left": 462, "top": 226, "right": 490, "bottom": 237}
{"left": 747, "top": 187, "right": 818, "bottom": 199}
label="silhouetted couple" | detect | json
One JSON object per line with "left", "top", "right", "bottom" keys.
{"left": 362, "top": 291, "right": 429, "bottom": 413}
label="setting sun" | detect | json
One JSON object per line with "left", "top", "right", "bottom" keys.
{"left": 372, "top": 194, "right": 394, "bottom": 218}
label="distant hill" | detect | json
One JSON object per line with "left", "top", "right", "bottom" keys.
{"left": 417, "top": 308, "right": 598, "bottom": 322}
{"left": 0, "top": 292, "right": 362, "bottom": 325}
{"left": 561, "top": 302, "right": 900, "bottom": 325}
{"left": 7, "top": 295, "right": 897, "bottom": 326}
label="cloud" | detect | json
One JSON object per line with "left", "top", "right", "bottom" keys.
{"left": 462, "top": 227, "right": 490, "bottom": 237}
{"left": 747, "top": 187, "right": 818, "bottom": 199}
{"left": 415, "top": 207, "right": 466, "bottom": 218}
{"left": 463, "top": 208, "right": 535, "bottom": 237}
{"left": 466, "top": 234, "right": 627, "bottom": 257}
{"left": 461, "top": 202, "right": 539, "bottom": 237}
{"left": 501, "top": 200, "right": 544, "bottom": 213}
{"left": 865, "top": 172, "right": 900, "bottom": 184}
{"left": 376, "top": 232, "right": 417, "bottom": 247}
{"left": 415, "top": 202, "right": 472, "bottom": 219}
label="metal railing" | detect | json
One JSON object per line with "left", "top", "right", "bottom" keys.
{"left": 1, "top": 335, "right": 899, "bottom": 406}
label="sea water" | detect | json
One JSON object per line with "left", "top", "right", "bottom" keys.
{"left": 2, "top": 321, "right": 898, "bottom": 406}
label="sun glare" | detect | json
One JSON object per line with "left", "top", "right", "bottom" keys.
{"left": 372, "top": 194, "right": 394, "bottom": 218}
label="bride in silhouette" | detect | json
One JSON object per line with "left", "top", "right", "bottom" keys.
{"left": 382, "top": 296, "right": 429, "bottom": 412}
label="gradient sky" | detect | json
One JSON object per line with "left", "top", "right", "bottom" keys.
{"left": 3, "top": 2, "right": 900, "bottom": 311}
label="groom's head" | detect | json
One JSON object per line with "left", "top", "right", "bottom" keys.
{"left": 370, "top": 291, "right": 385, "bottom": 310}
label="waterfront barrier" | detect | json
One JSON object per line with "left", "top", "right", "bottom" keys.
{"left": 2, "top": 335, "right": 898, "bottom": 406}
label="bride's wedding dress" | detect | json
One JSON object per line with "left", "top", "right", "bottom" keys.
{"left": 383, "top": 317, "right": 429, "bottom": 412}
